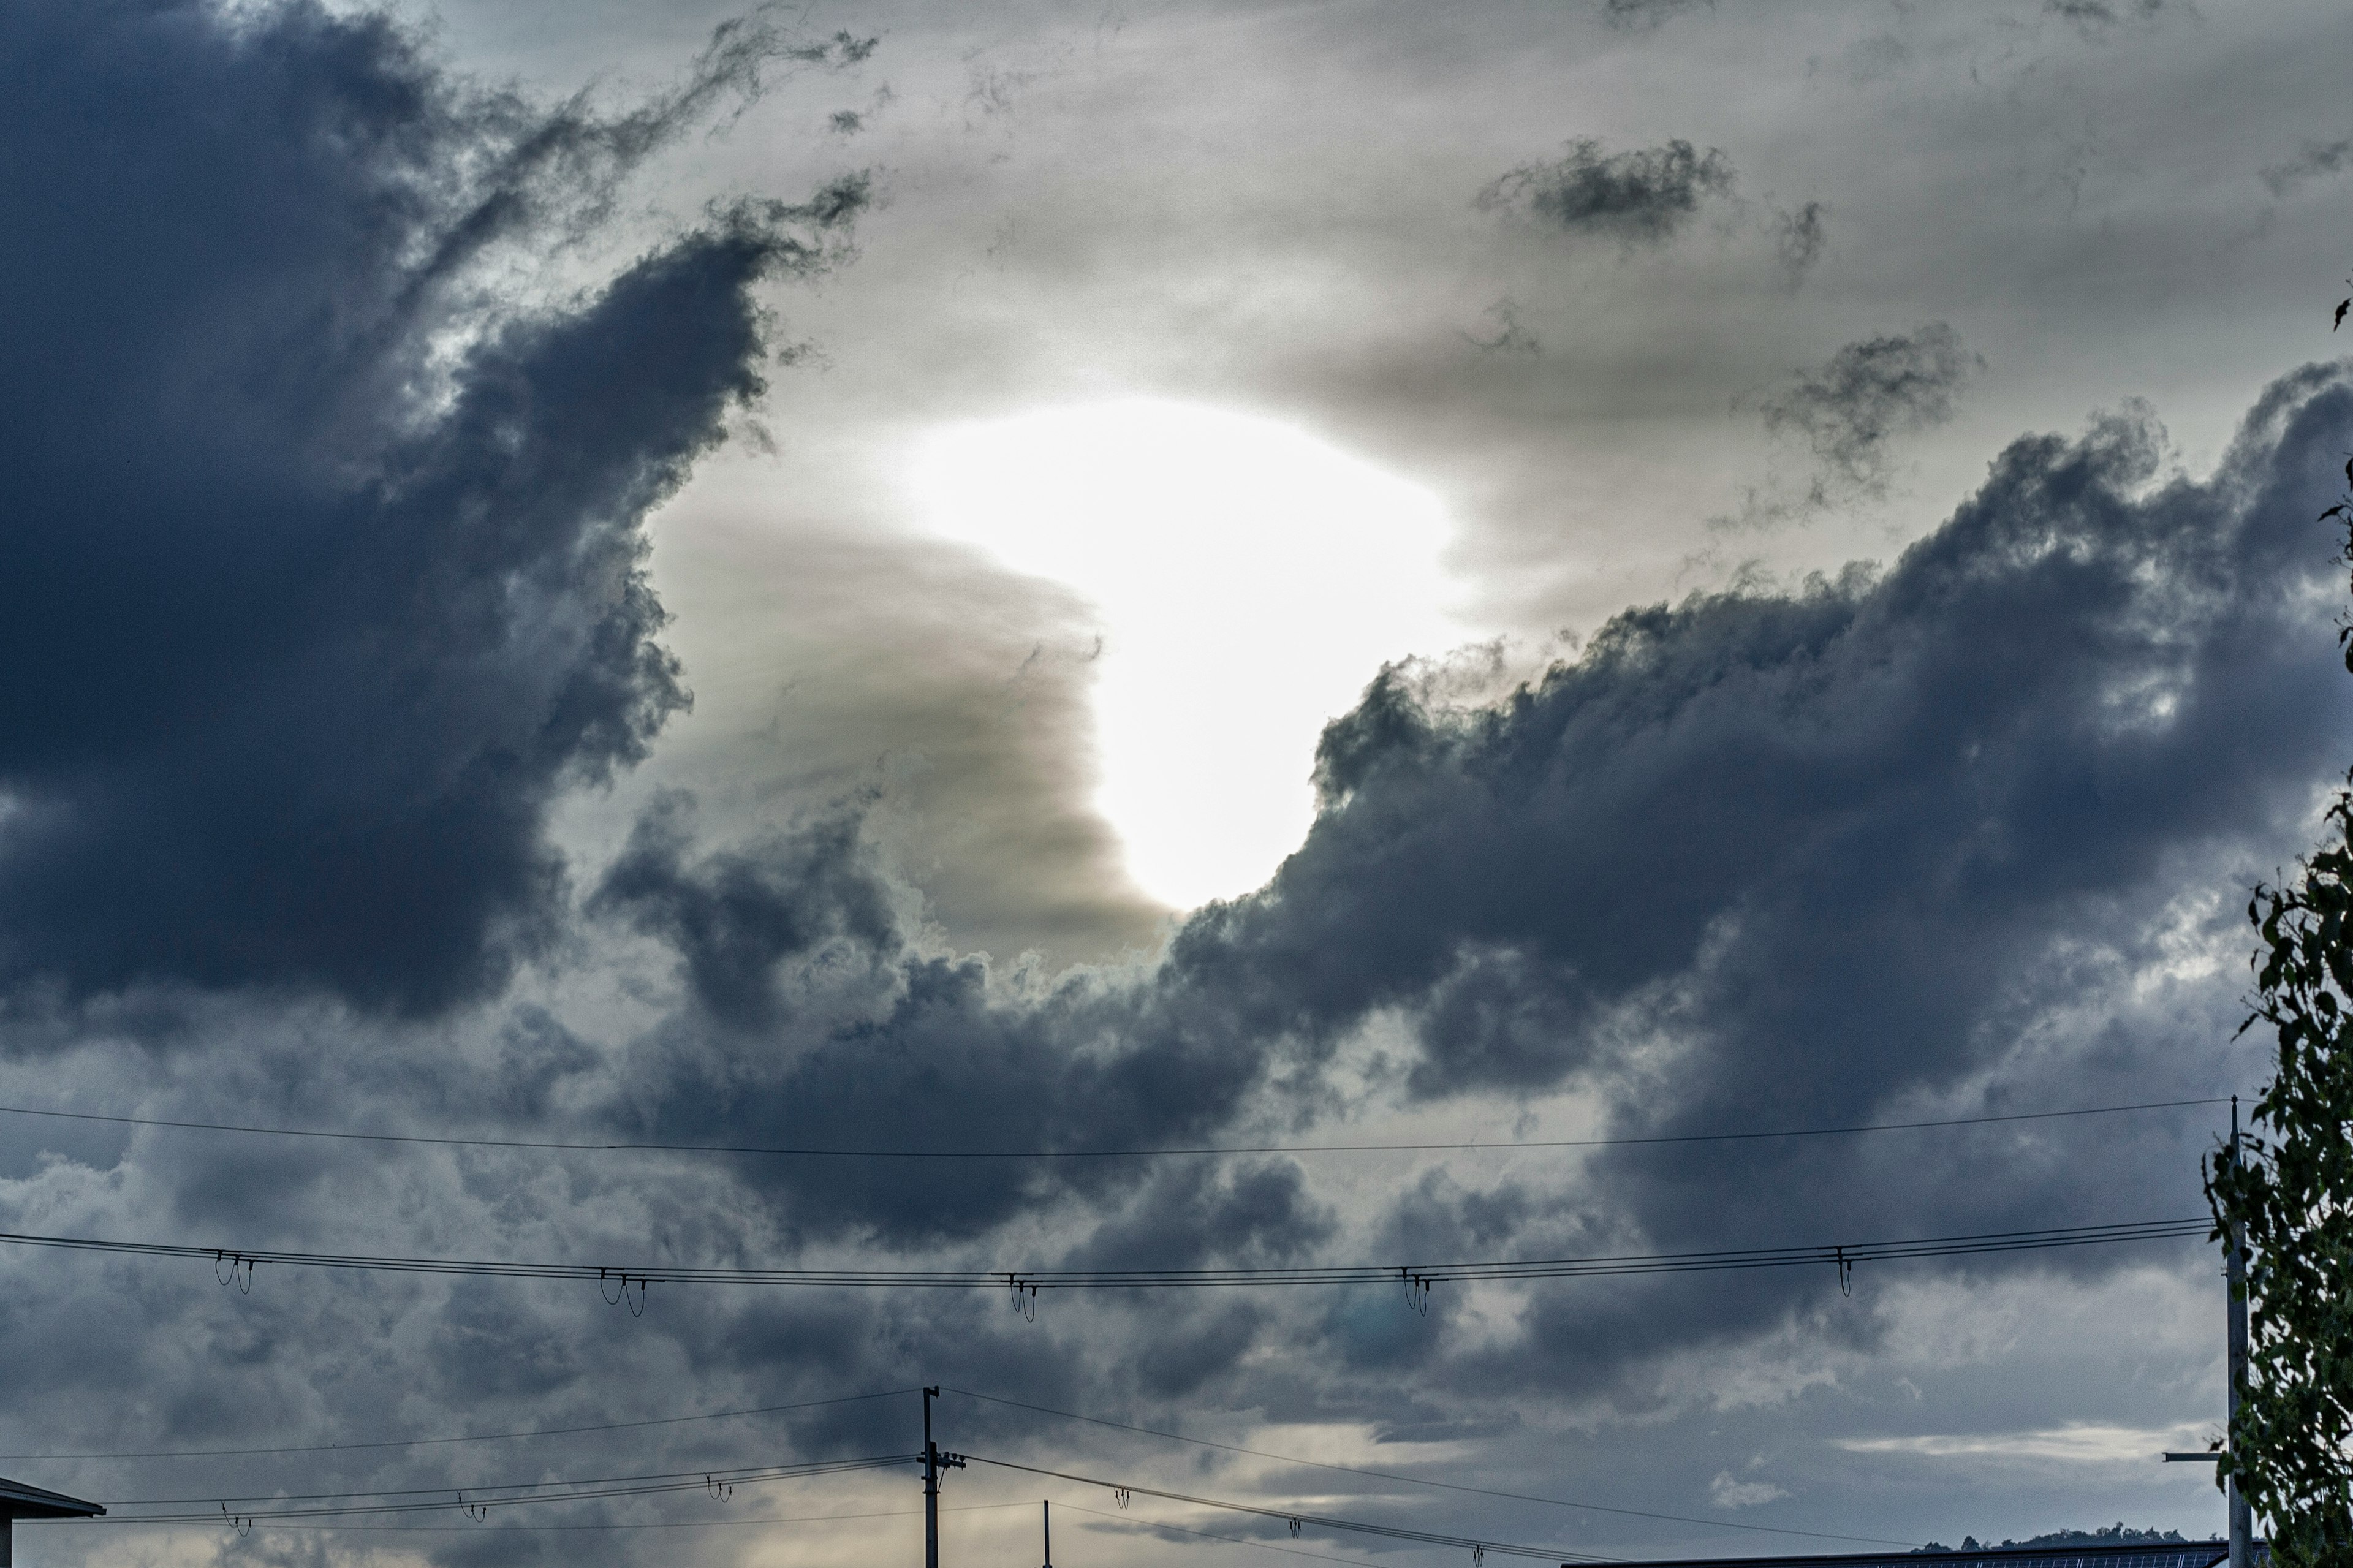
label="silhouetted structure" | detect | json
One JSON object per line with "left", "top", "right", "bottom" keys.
{"left": 0, "top": 1476, "right": 101, "bottom": 1566}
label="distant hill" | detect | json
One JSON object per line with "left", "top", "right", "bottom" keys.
{"left": 1915, "top": 1525, "right": 2211, "bottom": 1553}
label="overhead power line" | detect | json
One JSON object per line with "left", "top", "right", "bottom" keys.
{"left": 0, "top": 1218, "right": 2208, "bottom": 1297}
{"left": 0, "top": 1387, "right": 919, "bottom": 1462}
{"left": 940, "top": 1387, "right": 1914, "bottom": 1548}
{"left": 99, "top": 1453, "right": 918, "bottom": 1525}
{"left": 113, "top": 1455, "right": 917, "bottom": 1508}
{"left": 1058, "top": 1498, "right": 1398, "bottom": 1568}
{"left": 964, "top": 1452, "right": 1609, "bottom": 1562}
{"left": 0, "top": 1096, "right": 2229, "bottom": 1162}
{"left": 89, "top": 1501, "right": 1034, "bottom": 1535}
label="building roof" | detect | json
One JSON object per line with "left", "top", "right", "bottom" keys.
{"left": 1623, "top": 1542, "right": 2251, "bottom": 1568}
{"left": 0, "top": 1477, "right": 103, "bottom": 1520}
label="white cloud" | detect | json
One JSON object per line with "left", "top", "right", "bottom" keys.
{"left": 1833, "top": 1423, "right": 2209, "bottom": 1464}
{"left": 1710, "top": 1470, "right": 1792, "bottom": 1509}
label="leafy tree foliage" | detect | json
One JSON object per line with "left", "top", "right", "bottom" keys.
{"left": 2205, "top": 491, "right": 2353, "bottom": 1568}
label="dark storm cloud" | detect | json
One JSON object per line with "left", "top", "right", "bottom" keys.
{"left": 591, "top": 365, "right": 2347, "bottom": 1328}
{"left": 1762, "top": 323, "right": 1980, "bottom": 491}
{"left": 592, "top": 792, "right": 904, "bottom": 1031}
{"left": 1259, "top": 370, "right": 2345, "bottom": 1110}
{"left": 2262, "top": 138, "right": 2353, "bottom": 197}
{"left": 1479, "top": 138, "right": 1735, "bottom": 246}
{"left": 0, "top": 0, "right": 865, "bottom": 1014}
{"left": 12, "top": 4, "right": 2341, "bottom": 1558}
{"left": 989, "top": 371, "right": 2339, "bottom": 1402}
{"left": 154, "top": 351, "right": 2321, "bottom": 1510}
{"left": 8, "top": 368, "right": 2345, "bottom": 1568}
{"left": 602, "top": 932, "right": 1317, "bottom": 1246}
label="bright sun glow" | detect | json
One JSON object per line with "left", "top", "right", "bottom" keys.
{"left": 911, "top": 398, "right": 1465, "bottom": 911}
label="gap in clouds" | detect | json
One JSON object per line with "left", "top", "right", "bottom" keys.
{"left": 909, "top": 398, "right": 1477, "bottom": 911}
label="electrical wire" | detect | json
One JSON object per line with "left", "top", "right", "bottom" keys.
{"left": 0, "top": 1096, "right": 2229, "bottom": 1161}
{"left": 112, "top": 1454, "right": 920, "bottom": 1507}
{"left": 99, "top": 1453, "right": 919, "bottom": 1524}
{"left": 0, "top": 1386, "right": 919, "bottom": 1461}
{"left": 0, "top": 1216, "right": 2210, "bottom": 1293}
{"left": 940, "top": 1387, "right": 1915, "bottom": 1548}
{"left": 1058, "top": 1498, "right": 1402, "bottom": 1568}
{"left": 86, "top": 1501, "right": 1033, "bottom": 1534}
{"left": 964, "top": 1452, "right": 1608, "bottom": 1561}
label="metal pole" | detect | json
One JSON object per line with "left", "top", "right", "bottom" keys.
{"left": 925, "top": 1387, "right": 941, "bottom": 1568}
{"left": 920, "top": 1386, "right": 964, "bottom": 1568}
{"left": 1043, "top": 1498, "right": 1053, "bottom": 1568}
{"left": 2228, "top": 1098, "right": 2251, "bottom": 1568}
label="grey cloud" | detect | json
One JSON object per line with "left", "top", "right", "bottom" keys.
{"left": 7, "top": 3, "right": 2350, "bottom": 1550}
{"left": 1377, "top": 1171, "right": 1540, "bottom": 1260}
{"left": 2046, "top": 0, "right": 2172, "bottom": 28}
{"left": 806, "top": 30, "right": 880, "bottom": 67}
{"left": 1776, "top": 200, "right": 1829, "bottom": 282}
{"left": 2262, "top": 138, "right": 2353, "bottom": 197}
{"left": 1211, "top": 372, "right": 2344, "bottom": 1398}
{"left": 0, "top": 0, "right": 865, "bottom": 1015}
{"left": 1065, "top": 1161, "right": 1336, "bottom": 1276}
{"left": 827, "top": 82, "right": 896, "bottom": 140}
{"left": 588, "top": 366, "right": 2344, "bottom": 1390}
{"left": 1463, "top": 298, "right": 1542, "bottom": 355}
{"left": 37, "top": 356, "right": 2328, "bottom": 1515}
{"left": 1275, "top": 371, "right": 2335, "bottom": 1109}
{"left": 5, "top": 360, "right": 2340, "bottom": 1566}
{"left": 1129, "top": 1299, "right": 1270, "bottom": 1399}
{"left": 1761, "top": 322, "right": 1980, "bottom": 491}
{"left": 605, "top": 945, "right": 1288, "bottom": 1247}
{"left": 853, "top": 366, "right": 2336, "bottom": 1396}
{"left": 1479, "top": 138, "right": 1735, "bottom": 246}
{"left": 1600, "top": 0, "right": 1718, "bottom": 29}
{"left": 1716, "top": 324, "right": 1977, "bottom": 528}
{"left": 591, "top": 792, "right": 904, "bottom": 1031}
{"left": 642, "top": 521, "right": 1167, "bottom": 967}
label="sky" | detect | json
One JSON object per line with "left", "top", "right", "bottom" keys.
{"left": 2, "top": 1, "right": 2351, "bottom": 1566}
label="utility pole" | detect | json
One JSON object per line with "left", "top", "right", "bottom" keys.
{"left": 922, "top": 1386, "right": 965, "bottom": 1568}
{"left": 1042, "top": 1498, "right": 1053, "bottom": 1568}
{"left": 2159, "top": 1096, "right": 2258, "bottom": 1565}
{"left": 2227, "top": 1098, "right": 2251, "bottom": 1568}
